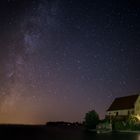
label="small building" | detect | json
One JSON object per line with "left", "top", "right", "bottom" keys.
{"left": 106, "top": 94, "right": 140, "bottom": 119}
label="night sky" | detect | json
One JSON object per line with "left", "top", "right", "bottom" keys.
{"left": 0, "top": 0, "right": 140, "bottom": 124}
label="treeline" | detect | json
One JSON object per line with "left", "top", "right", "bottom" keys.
{"left": 46, "top": 121, "right": 83, "bottom": 128}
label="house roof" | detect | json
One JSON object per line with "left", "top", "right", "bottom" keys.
{"left": 107, "top": 94, "right": 139, "bottom": 111}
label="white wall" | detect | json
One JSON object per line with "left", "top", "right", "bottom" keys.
{"left": 134, "top": 95, "right": 140, "bottom": 115}
{"left": 107, "top": 109, "right": 134, "bottom": 116}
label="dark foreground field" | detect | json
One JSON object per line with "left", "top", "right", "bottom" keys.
{"left": 0, "top": 125, "right": 140, "bottom": 140}
{"left": 0, "top": 125, "right": 85, "bottom": 140}
{"left": 0, "top": 125, "right": 83, "bottom": 140}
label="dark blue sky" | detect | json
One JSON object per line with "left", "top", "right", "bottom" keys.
{"left": 0, "top": 0, "right": 140, "bottom": 124}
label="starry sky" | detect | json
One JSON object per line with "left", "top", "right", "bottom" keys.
{"left": 0, "top": 0, "right": 140, "bottom": 124}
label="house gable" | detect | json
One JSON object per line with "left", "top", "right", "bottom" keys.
{"left": 106, "top": 94, "right": 139, "bottom": 117}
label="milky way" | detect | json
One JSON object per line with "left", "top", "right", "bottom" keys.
{"left": 0, "top": 0, "right": 140, "bottom": 124}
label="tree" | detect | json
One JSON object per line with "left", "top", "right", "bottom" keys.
{"left": 84, "top": 110, "right": 99, "bottom": 129}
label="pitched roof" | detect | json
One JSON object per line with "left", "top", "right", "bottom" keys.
{"left": 107, "top": 94, "right": 139, "bottom": 111}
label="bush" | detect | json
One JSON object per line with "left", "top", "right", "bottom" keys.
{"left": 112, "top": 115, "right": 140, "bottom": 130}
{"left": 113, "top": 121, "right": 127, "bottom": 130}
{"left": 126, "top": 115, "right": 139, "bottom": 130}
{"left": 84, "top": 110, "right": 99, "bottom": 129}
{"left": 131, "top": 123, "right": 140, "bottom": 130}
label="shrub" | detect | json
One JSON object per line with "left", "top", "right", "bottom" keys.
{"left": 84, "top": 110, "right": 99, "bottom": 129}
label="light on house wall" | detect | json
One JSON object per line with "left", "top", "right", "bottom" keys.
{"left": 135, "top": 114, "right": 140, "bottom": 121}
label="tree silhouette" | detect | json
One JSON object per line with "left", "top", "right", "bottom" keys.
{"left": 84, "top": 110, "right": 99, "bottom": 129}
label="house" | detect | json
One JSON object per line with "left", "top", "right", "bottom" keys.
{"left": 106, "top": 94, "right": 140, "bottom": 119}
